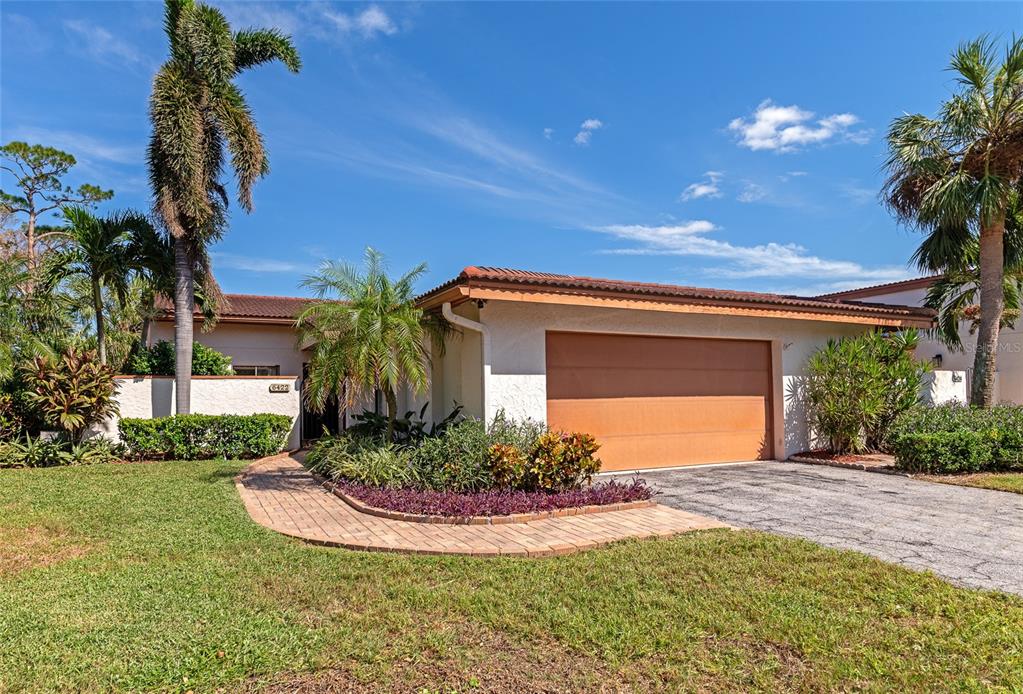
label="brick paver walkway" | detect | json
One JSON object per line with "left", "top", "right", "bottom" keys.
{"left": 236, "top": 454, "right": 729, "bottom": 557}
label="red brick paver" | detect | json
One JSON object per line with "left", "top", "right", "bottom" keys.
{"left": 236, "top": 454, "right": 729, "bottom": 557}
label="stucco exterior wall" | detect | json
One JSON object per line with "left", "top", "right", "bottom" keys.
{"left": 921, "top": 370, "right": 968, "bottom": 405}
{"left": 96, "top": 376, "right": 301, "bottom": 450}
{"left": 470, "top": 300, "right": 867, "bottom": 459}
{"left": 430, "top": 302, "right": 484, "bottom": 421}
{"left": 150, "top": 321, "right": 305, "bottom": 376}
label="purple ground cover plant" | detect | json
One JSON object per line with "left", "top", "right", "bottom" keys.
{"left": 335, "top": 478, "right": 655, "bottom": 517}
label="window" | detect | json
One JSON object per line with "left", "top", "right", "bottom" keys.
{"left": 233, "top": 365, "right": 280, "bottom": 376}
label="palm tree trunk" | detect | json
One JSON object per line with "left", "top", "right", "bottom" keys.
{"left": 92, "top": 277, "right": 106, "bottom": 365}
{"left": 173, "top": 240, "right": 194, "bottom": 415}
{"left": 384, "top": 387, "right": 398, "bottom": 443}
{"left": 971, "top": 213, "right": 1007, "bottom": 407}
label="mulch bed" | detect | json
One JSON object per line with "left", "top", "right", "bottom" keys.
{"left": 789, "top": 450, "right": 903, "bottom": 474}
{"left": 329, "top": 479, "right": 656, "bottom": 524}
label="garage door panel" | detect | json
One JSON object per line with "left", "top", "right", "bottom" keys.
{"left": 594, "top": 431, "right": 771, "bottom": 471}
{"left": 545, "top": 332, "right": 773, "bottom": 470}
{"left": 547, "top": 367, "right": 771, "bottom": 400}
{"left": 547, "top": 396, "right": 769, "bottom": 437}
{"left": 545, "top": 331, "right": 770, "bottom": 371}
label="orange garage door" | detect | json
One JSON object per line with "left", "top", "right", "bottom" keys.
{"left": 545, "top": 331, "right": 773, "bottom": 471}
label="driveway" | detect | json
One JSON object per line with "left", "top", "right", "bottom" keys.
{"left": 615, "top": 462, "right": 1023, "bottom": 595}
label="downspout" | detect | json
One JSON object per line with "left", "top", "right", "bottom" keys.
{"left": 442, "top": 302, "right": 490, "bottom": 424}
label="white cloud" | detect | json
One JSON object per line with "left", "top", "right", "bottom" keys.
{"left": 737, "top": 182, "right": 767, "bottom": 203}
{"left": 543, "top": 128, "right": 554, "bottom": 140}
{"left": 595, "top": 223, "right": 908, "bottom": 286}
{"left": 7, "top": 127, "right": 140, "bottom": 165}
{"left": 213, "top": 253, "right": 307, "bottom": 273}
{"left": 728, "top": 100, "right": 870, "bottom": 152}
{"left": 573, "top": 118, "right": 603, "bottom": 146}
{"left": 839, "top": 182, "right": 876, "bottom": 205}
{"left": 322, "top": 4, "right": 397, "bottom": 38}
{"left": 680, "top": 171, "right": 723, "bottom": 201}
{"left": 63, "top": 19, "right": 148, "bottom": 67}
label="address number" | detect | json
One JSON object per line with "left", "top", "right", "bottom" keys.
{"left": 269, "top": 383, "right": 290, "bottom": 393}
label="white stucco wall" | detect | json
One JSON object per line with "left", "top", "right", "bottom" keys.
{"left": 96, "top": 376, "right": 301, "bottom": 450}
{"left": 150, "top": 321, "right": 305, "bottom": 376}
{"left": 462, "top": 300, "right": 868, "bottom": 459}
{"left": 921, "top": 370, "right": 968, "bottom": 405}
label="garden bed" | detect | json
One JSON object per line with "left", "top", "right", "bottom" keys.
{"left": 789, "top": 450, "right": 900, "bottom": 473}
{"left": 327, "top": 478, "right": 655, "bottom": 524}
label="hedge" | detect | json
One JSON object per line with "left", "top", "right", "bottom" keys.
{"left": 119, "top": 413, "right": 292, "bottom": 460}
{"left": 889, "top": 404, "right": 1023, "bottom": 474}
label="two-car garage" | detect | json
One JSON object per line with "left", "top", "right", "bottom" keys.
{"left": 545, "top": 331, "right": 774, "bottom": 471}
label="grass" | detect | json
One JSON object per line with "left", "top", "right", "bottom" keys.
{"left": 1, "top": 461, "right": 1022, "bottom": 693}
{"left": 918, "top": 471, "right": 1023, "bottom": 495}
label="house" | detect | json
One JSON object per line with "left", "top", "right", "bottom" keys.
{"left": 146, "top": 267, "right": 933, "bottom": 470}
{"left": 822, "top": 277, "right": 1023, "bottom": 403}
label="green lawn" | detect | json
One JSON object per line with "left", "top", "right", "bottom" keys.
{"left": 2, "top": 462, "right": 1022, "bottom": 693}
{"left": 919, "top": 471, "right": 1023, "bottom": 495}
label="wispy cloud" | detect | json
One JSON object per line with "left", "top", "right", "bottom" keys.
{"left": 219, "top": 2, "right": 402, "bottom": 42}
{"left": 737, "top": 182, "right": 767, "bottom": 203}
{"left": 322, "top": 5, "right": 397, "bottom": 38}
{"left": 573, "top": 118, "right": 603, "bottom": 146}
{"left": 7, "top": 127, "right": 141, "bottom": 166}
{"left": 213, "top": 253, "right": 309, "bottom": 274}
{"left": 728, "top": 100, "right": 870, "bottom": 152}
{"left": 839, "top": 182, "right": 877, "bottom": 205}
{"left": 63, "top": 19, "right": 149, "bottom": 68}
{"left": 543, "top": 127, "right": 554, "bottom": 140}
{"left": 680, "top": 171, "right": 723, "bottom": 201}
{"left": 594, "top": 223, "right": 908, "bottom": 288}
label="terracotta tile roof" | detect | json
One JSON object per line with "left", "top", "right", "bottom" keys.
{"left": 816, "top": 275, "right": 941, "bottom": 300}
{"left": 155, "top": 293, "right": 316, "bottom": 323}
{"left": 418, "top": 266, "right": 935, "bottom": 323}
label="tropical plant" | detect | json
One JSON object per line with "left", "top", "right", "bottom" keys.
{"left": 0, "top": 141, "right": 112, "bottom": 268}
{"left": 0, "top": 252, "right": 74, "bottom": 380}
{"left": 20, "top": 347, "right": 119, "bottom": 443}
{"left": 883, "top": 36, "right": 1023, "bottom": 406}
{"left": 804, "top": 331, "right": 929, "bottom": 454}
{"left": 890, "top": 403, "right": 1023, "bottom": 473}
{"left": 44, "top": 207, "right": 157, "bottom": 365}
{"left": 124, "top": 340, "right": 233, "bottom": 376}
{"left": 526, "top": 431, "right": 602, "bottom": 492}
{"left": 297, "top": 248, "right": 444, "bottom": 441}
{"left": 147, "top": 0, "right": 300, "bottom": 415}
{"left": 346, "top": 402, "right": 464, "bottom": 445}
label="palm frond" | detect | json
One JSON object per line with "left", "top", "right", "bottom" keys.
{"left": 234, "top": 29, "right": 301, "bottom": 72}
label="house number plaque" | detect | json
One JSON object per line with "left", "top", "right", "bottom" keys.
{"left": 269, "top": 383, "right": 290, "bottom": 393}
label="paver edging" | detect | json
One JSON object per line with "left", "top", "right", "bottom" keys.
{"left": 324, "top": 479, "right": 657, "bottom": 525}
{"left": 787, "top": 455, "right": 909, "bottom": 476}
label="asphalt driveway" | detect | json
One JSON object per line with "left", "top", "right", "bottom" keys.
{"left": 614, "top": 462, "right": 1023, "bottom": 595}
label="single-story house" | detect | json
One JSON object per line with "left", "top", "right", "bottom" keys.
{"left": 149, "top": 266, "right": 933, "bottom": 471}
{"left": 822, "top": 276, "right": 1022, "bottom": 404}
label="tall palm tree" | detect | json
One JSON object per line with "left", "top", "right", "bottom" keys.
{"left": 883, "top": 36, "right": 1023, "bottom": 407}
{"left": 297, "top": 249, "right": 441, "bottom": 442}
{"left": 147, "top": 0, "right": 300, "bottom": 414}
{"left": 46, "top": 207, "right": 156, "bottom": 365}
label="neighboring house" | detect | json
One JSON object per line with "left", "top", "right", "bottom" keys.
{"left": 146, "top": 268, "right": 934, "bottom": 470}
{"left": 822, "top": 277, "right": 1023, "bottom": 404}
{"left": 415, "top": 267, "right": 932, "bottom": 470}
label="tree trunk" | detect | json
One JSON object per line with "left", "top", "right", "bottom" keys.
{"left": 140, "top": 289, "right": 155, "bottom": 347}
{"left": 384, "top": 387, "right": 398, "bottom": 443}
{"left": 173, "top": 240, "right": 194, "bottom": 415}
{"left": 92, "top": 277, "right": 107, "bottom": 365}
{"left": 970, "top": 212, "right": 1007, "bottom": 407}
{"left": 26, "top": 211, "right": 36, "bottom": 269}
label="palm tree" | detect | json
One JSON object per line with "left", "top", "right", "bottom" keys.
{"left": 147, "top": 0, "right": 300, "bottom": 414}
{"left": 46, "top": 207, "right": 156, "bottom": 365}
{"left": 883, "top": 36, "right": 1023, "bottom": 406}
{"left": 297, "top": 249, "right": 441, "bottom": 442}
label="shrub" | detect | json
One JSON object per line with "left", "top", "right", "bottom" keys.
{"left": 334, "top": 478, "right": 653, "bottom": 517}
{"left": 487, "top": 442, "right": 528, "bottom": 488}
{"left": 526, "top": 431, "right": 602, "bottom": 492}
{"left": 412, "top": 419, "right": 494, "bottom": 492}
{"left": 890, "top": 404, "right": 1023, "bottom": 473}
{"left": 805, "top": 330, "right": 928, "bottom": 454}
{"left": 0, "top": 391, "right": 25, "bottom": 441}
{"left": 20, "top": 348, "right": 119, "bottom": 442}
{"left": 0, "top": 435, "right": 122, "bottom": 468}
{"left": 306, "top": 434, "right": 420, "bottom": 488}
{"left": 119, "top": 413, "right": 292, "bottom": 460}
{"left": 346, "top": 403, "right": 464, "bottom": 445}
{"left": 124, "top": 340, "right": 233, "bottom": 376}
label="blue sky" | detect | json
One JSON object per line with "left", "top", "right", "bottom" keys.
{"left": 2, "top": 2, "right": 1021, "bottom": 297}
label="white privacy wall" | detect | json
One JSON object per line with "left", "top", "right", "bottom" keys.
{"left": 472, "top": 300, "right": 868, "bottom": 460}
{"left": 97, "top": 376, "right": 302, "bottom": 450}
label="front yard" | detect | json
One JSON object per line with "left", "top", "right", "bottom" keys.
{"left": 2, "top": 461, "right": 1022, "bottom": 692}
{"left": 919, "top": 471, "right": 1023, "bottom": 495}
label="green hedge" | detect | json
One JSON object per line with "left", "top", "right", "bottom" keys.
{"left": 119, "top": 413, "right": 292, "bottom": 460}
{"left": 124, "top": 341, "right": 233, "bottom": 376}
{"left": 890, "top": 404, "right": 1023, "bottom": 473}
